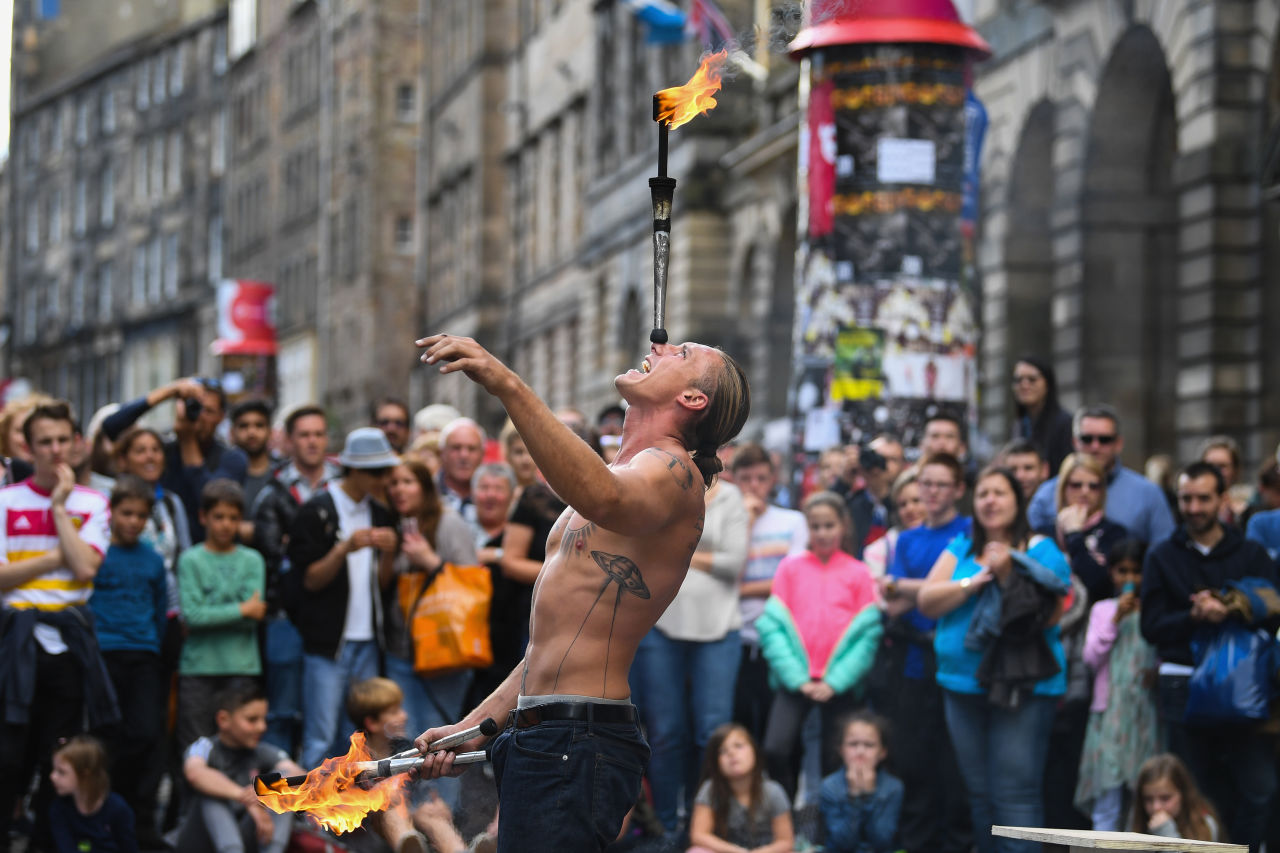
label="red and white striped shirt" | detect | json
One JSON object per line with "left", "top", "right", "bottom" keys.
{"left": 0, "top": 479, "right": 110, "bottom": 652}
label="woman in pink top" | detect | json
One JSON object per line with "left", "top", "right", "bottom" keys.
{"left": 1073, "top": 539, "right": 1158, "bottom": 831}
{"left": 756, "top": 491, "right": 883, "bottom": 801}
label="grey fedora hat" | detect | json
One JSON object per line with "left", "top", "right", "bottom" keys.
{"left": 338, "top": 427, "right": 401, "bottom": 469}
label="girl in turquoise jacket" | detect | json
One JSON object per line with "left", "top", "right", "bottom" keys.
{"left": 756, "top": 491, "right": 883, "bottom": 801}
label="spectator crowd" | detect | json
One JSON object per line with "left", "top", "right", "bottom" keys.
{"left": 4, "top": 352, "right": 1280, "bottom": 853}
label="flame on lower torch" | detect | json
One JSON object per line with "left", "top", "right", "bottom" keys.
{"left": 256, "top": 733, "right": 405, "bottom": 834}
{"left": 655, "top": 50, "right": 728, "bottom": 130}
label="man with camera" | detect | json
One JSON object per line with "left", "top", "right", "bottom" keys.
{"left": 835, "top": 434, "right": 903, "bottom": 558}
{"left": 101, "top": 377, "right": 248, "bottom": 542}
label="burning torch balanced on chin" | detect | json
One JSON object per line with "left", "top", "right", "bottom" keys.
{"left": 649, "top": 50, "right": 727, "bottom": 345}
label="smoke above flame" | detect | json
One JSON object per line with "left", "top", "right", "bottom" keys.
{"left": 256, "top": 733, "right": 406, "bottom": 834}
{"left": 655, "top": 50, "right": 728, "bottom": 130}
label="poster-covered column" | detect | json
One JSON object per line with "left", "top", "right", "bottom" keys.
{"left": 789, "top": 0, "right": 989, "bottom": 492}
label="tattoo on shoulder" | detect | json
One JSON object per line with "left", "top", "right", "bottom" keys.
{"left": 552, "top": 550, "right": 651, "bottom": 694}
{"left": 645, "top": 448, "right": 694, "bottom": 491}
{"left": 558, "top": 520, "right": 596, "bottom": 557}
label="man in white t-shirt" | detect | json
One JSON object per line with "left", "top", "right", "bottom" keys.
{"left": 729, "top": 444, "right": 807, "bottom": 744}
{"left": 0, "top": 400, "right": 112, "bottom": 851}
{"left": 284, "top": 427, "right": 399, "bottom": 768}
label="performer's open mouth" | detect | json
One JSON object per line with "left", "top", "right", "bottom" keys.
{"left": 640, "top": 358, "right": 651, "bottom": 373}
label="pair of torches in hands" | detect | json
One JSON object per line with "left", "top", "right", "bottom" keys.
{"left": 253, "top": 719, "right": 497, "bottom": 834}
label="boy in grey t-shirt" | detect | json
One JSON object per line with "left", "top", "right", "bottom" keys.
{"left": 177, "top": 683, "right": 304, "bottom": 853}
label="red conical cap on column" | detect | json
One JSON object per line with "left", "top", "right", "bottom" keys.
{"left": 790, "top": 0, "right": 991, "bottom": 59}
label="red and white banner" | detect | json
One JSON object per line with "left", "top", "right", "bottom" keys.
{"left": 212, "top": 279, "right": 277, "bottom": 356}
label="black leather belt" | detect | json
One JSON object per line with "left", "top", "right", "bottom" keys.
{"left": 508, "top": 702, "right": 638, "bottom": 729}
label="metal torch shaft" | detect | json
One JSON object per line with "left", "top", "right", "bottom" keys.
{"left": 372, "top": 751, "right": 488, "bottom": 779}
{"left": 649, "top": 176, "right": 676, "bottom": 345}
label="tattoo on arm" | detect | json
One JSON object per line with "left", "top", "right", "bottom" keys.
{"left": 645, "top": 448, "right": 694, "bottom": 491}
{"left": 687, "top": 516, "right": 704, "bottom": 560}
{"left": 552, "top": 550, "right": 651, "bottom": 694}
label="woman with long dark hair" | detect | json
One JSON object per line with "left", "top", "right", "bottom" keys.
{"left": 383, "top": 458, "right": 477, "bottom": 805}
{"left": 919, "top": 466, "right": 1071, "bottom": 853}
{"left": 1011, "top": 357, "right": 1073, "bottom": 474}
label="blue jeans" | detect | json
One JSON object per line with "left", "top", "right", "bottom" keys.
{"left": 491, "top": 719, "right": 649, "bottom": 853}
{"left": 629, "top": 627, "right": 740, "bottom": 831}
{"left": 263, "top": 616, "right": 304, "bottom": 755}
{"left": 943, "top": 690, "right": 1056, "bottom": 853}
{"left": 385, "top": 653, "right": 473, "bottom": 807}
{"left": 300, "top": 641, "right": 379, "bottom": 768}
{"left": 1159, "top": 674, "right": 1277, "bottom": 852}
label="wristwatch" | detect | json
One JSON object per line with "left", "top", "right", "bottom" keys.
{"left": 959, "top": 576, "right": 973, "bottom": 592}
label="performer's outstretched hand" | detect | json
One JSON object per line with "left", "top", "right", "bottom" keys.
{"left": 417, "top": 334, "right": 515, "bottom": 395}
{"left": 413, "top": 720, "right": 487, "bottom": 780}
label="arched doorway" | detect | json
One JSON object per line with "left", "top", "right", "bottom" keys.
{"left": 618, "top": 287, "right": 643, "bottom": 377}
{"left": 1004, "top": 99, "right": 1056, "bottom": 414}
{"left": 1080, "top": 25, "right": 1178, "bottom": 465}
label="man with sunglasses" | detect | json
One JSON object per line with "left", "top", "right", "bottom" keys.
{"left": 370, "top": 397, "right": 412, "bottom": 455}
{"left": 284, "top": 427, "right": 399, "bottom": 768}
{"left": 1027, "top": 404, "right": 1175, "bottom": 544}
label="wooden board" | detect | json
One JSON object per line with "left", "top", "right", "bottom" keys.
{"left": 991, "top": 826, "right": 1246, "bottom": 852}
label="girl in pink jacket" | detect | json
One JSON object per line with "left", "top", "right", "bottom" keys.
{"left": 756, "top": 491, "right": 882, "bottom": 801}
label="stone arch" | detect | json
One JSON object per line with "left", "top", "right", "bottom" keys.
{"left": 766, "top": 204, "right": 798, "bottom": 420}
{"left": 1002, "top": 99, "right": 1056, "bottom": 410}
{"left": 1079, "top": 24, "right": 1178, "bottom": 465}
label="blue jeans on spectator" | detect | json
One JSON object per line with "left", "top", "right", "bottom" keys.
{"left": 943, "top": 690, "right": 1056, "bottom": 853}
{"left": 490, "top": 719, "right": 648, "bottom": 853}
{"left": 300, "top": 641, "right": 379, "bottom": 768}
{"left": 385, "top": 653, "right": 473, "bottom": 807}
{"left": 263, "top": 616, "right": 304, "bottom": 755}
{"left": 1159, "top": 673, "right": 1277, "bottom": 852}
{"left": 630, "top": 627, "right": 740, "bottom": 832}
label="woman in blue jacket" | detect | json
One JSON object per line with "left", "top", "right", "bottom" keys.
{"left": 919, "top": 467, "right": 1070, "bottom": 853}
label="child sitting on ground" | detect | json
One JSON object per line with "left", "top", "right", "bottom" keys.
{"left": 49, "top": 736, "right": 137, "bottom": 853}
{"left": 176, "top": 683, "right": 303, "bottom": 853}
{"left": 1131, "top": 753, "right": 1221, "bottom": 842}
{"left": 819, "top": 712, "right": 903, "bottom": 853}
{"left": 688, "top": 722, "right": 794, "bottom": 853}
{"left": 346, "top": 677, "right": 436, "bottom": 853}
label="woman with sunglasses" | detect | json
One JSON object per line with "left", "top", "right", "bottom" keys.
{"left": 1054, "top": 454, "right": 1128, "bottom": 603}
{"left": 1011, "top": 358, "right": 1073, "bottom": 474}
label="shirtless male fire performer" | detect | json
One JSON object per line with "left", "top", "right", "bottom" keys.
{"left": 412, "top": 333, "right": 749, "bottom": 852}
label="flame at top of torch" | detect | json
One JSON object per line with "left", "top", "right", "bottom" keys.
{"left": 655, "top": 50, "right": 728, "bottom": 130}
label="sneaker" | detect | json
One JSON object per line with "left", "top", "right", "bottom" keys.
{"left": 397, "top": 830, "right": 429, "bottom": 853}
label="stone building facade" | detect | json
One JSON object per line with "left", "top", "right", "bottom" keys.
{"left": 971, "top": 0, "right": 1280, "bottom": 470}
{"left": 7, "top": 1, "right": 231, "bottom": 422}
{"left": 420, "top": 0, "right": 1280, "bottom": 473}
{"left": 415, "top": 0, "right": 786, "bottom": 432}
{"left": 221, "top": 0, "right": 422, "bottom": 428}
